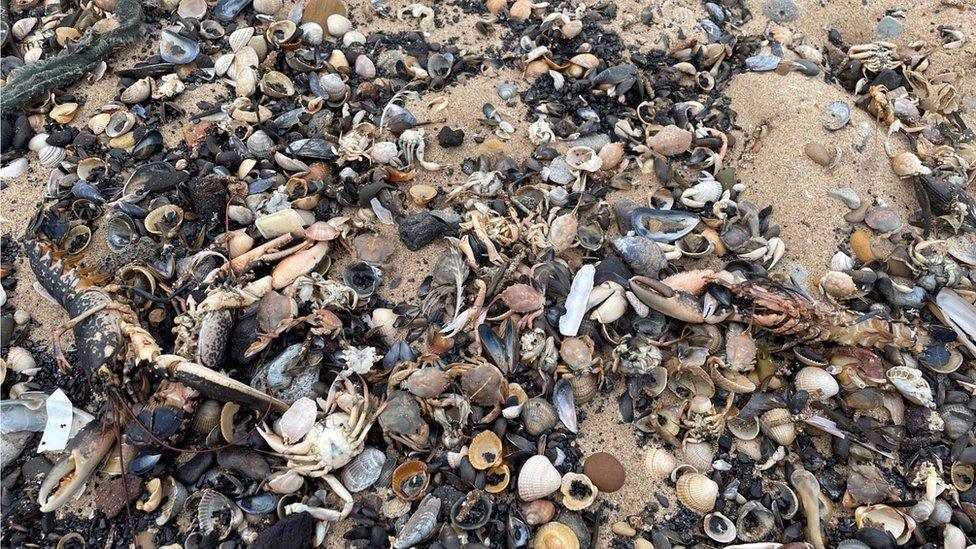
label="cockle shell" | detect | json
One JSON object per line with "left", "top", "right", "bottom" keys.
{"left": 518, "top": 455, "right": 561, "bottom": 501}
{"left": 469, "top": 430, "right": 503, "bottom": 470}
{"left": 340, "top": 447, "right": 386, "bottom": 492}
{"left": 560, "top": 472, "right": 598, "bottom": 511}
{"left": 521, "top": 398, "right": 558, "bottom": 436}
{"left": 794, "top": 366, "right": 840, "bottom": 401}
{"left": 682, "top": 440, "right": 715, "bottom": 472}
{"left": 760, "top": 408, "right": 796, "bottom": 445}
{"left": 643, "top": 448, "right": 677, "bottom": 477}
{"left": 886, "top": 366, "right": 934, "bottom": 407}
{"left": 676, "top": 472, "right": 719, "bottom": 513}
{"left": 38, "top": 145, "right": 66, "bottom": 169}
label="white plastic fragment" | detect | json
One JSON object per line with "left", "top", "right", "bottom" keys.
{"left": 559, "top": 264, "right": 595, "bottom": 336}
{"left": 38, "top": 389, "right": 73, "bottom": 452}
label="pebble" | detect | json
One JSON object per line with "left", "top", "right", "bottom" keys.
{"left": 326, "top": 14, "right": 352, "bottom": 37}
{"left": 22, "top": 456, "right": 52, "bottom": 479}
{"left": 875, "top": 15, "right": 904, "bottom": 39}
{"left": 353, "top": 233, "right": 396, "bottom": 263}
{"left": 566, "top": 133, "right": 611, "bottom": 151}
{"left": 252, "top": 511, "right": 316, "bottom": 548}
{"left": 762, "top": 0, "right": 798, "bottom": 22}
{"left": 437, "top": 126, "right": 465, "bottom": 148}
{"left": 303, "top": 0, "right": 346, "bottom": 28}
{"left": 827, "top": 187, "right": 861, "bottom": 210}
{"left": 634, "top": 537, "right": 654, "bottom": 549}
{"left": 96, "top": 475, "right": 144, "bottom": 518}
{"left": 647, "top": 125, "right": 693, "bottom": 156}
{"left": 398, "top": 211, "right": 452, "bottom": 251}
{"left": 583, "top": 452, "right": 625, "bottom": 492}
{"left": 612, "top": 522, "right": 637, "bottom": 537}
{"left": 804, "top": 142, "right": 834, "bottom": 167}
{"left": 864, "top": 207, "right": 902, "bottom": 232}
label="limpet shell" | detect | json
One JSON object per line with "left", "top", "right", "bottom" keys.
{"left": 468, "top": 430, "right": 503, "bottom": 470}
{"left": 675, "top": 472, "right": 719, "bottom": 514}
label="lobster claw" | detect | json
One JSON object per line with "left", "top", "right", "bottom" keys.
{"left": 155, "top": 355, "right": 288, "bottom": 413}
{"left": 38, "top": 420, "right": 115, "bottom": 512}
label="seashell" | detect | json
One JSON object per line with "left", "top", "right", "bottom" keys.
{"left": 830, "top": 251, "right": 855, "bottom": 271}
{"left": 468, "top": 430, "right": 503, "bottom": 470}
{"left": 855, "top": 504, "right": 916, "bottom": 545}
{"left": 522, "top": 499, "right": 556, "bottom": 525}
{"left": 823, "top": 101, "right": 851, "bottom": 131}
{"left": 552, "top": 378, "right": 578, "bottom": 433}
{"left": 237, "top": 493, "right": 276, "bottom": 516}
{"left": 760, "top": 408, "right": 796, "bottom": 445}
{"left": 160, "top": 29, "right": 200, "bottom": 65}
{"left": 569, "top": 373, "right": 599, "bottom": 404}
{"left": 392, "top": 460, "right": 430, "bottom": 501}
{"left": 485, "top": 464, "right": 511, "bottom": 494}
{"left": 737, "top": 500, "right": 775, "bottom": 541}
{"left": 267, "top": 470, "right": 303, "bottom": 494}
{"left": 246, "top": 130, "right": 276, "bottom": 157}
{"left": 450, "top": 492, "right": 493, "bottom": 530}
{"left": 518, "top": 455, "right": 562, "bottom": 501}
{"left": 704, "top": 512, "right": 737, "bottom": 543}
{"left": 950, "top": 462, "right": 974, "bottom": 492}
{"left": 39, "top": 145, "right": 66, "bottom": 169}
{"left": 228, "top": 27, "right": 254, "bottom": 53}
{"left": 300, "top": 22, "right": 324, "bottom": 46}
{"left": 521, "top": 398, "right": 558, "bottom": 436}
{"left": 104, "top": 111, "right": 136, "bottom": 139}
{"left": 7, "top": 347, "right": 38, "bottom": 374}
{"left": 510, "top": 0, "right": 532, "bottom": 20}
{"left": 564, "top": 146, "right": 603, "bottom": 172}
{"left": 192, "top": 400, "right": 221, "bottom": 435}
{"left": 794, "top": 366, "right": 839, "bottom": 401}
{"left": 266, "top": 20, "right": 298, "bottom": 47}
{"left": 560, "top": 472, "right": 598, "bottom": 511}
{"left": 676, "top": 472, "right": 719, "bottom": 514}
{"left": 534, "top": 521, "right": 580, "bottom": 549}
{"left": 121, "top": 78, "right": 153, "bottom": 104}
{"left": 144, "top": 205, "right": 185, "bottom": 237}
{"left": 612, "top": 236, "right": 667, "bottom": 277}
{"left": 50, "top": 103, "right": 78, "bottom": 124}
{"left": 727, "top": 414, "right": 760, "bottom": 440}
{"left": 804, "top": 142, "right": 837, "bottom": 167}
{"left": 0, "top": 158, "right": 28, "bottom": 181}
{"left": 630, "top": 208, "right": 699, "bottom": 243}
{"left": 156, "top": 476, "right": 187, "bottom": 526}
{"left": 885, "top": 366, "right": 933, "bottom": 407}
{"left": 106, "top": 213, "right": 138, "bottom": 251}
{"left": 355, "top": 54, "right": 377, "bottom": 79}
{"left": 342, "top": 262, "right": 383, "bottom": 297}
{"left": 255, "top": 208, "right": 306, "bottom": 239}
{"left": 326, "top": 14, "right": 352, "bottom": 37}
{"left": 486, "top": 0, "right": 507, "bottom": 15}
{"left": 271, "top": 241, "right": 328, "bottom": 289}
{"left": 392, "top": 494, "right": 440, "bottom": 548}
{"left": 709, "top": 361, "right": 756, "bottom": 393}
{"left": 890, "top": 152, "right": 931, "bottom": 177}
{"left": 643, "top": 447, "right": 677, "bottom": 477}
{"left": 12, "top": 17, "right": 38, "bottom": 41}
{"left": 227, "top": 230, "right": 254, "bottom": 258}
{"left": 341, "top": 447, "right": 386, "bottom": 492}
{"left": 683, "top": 440, "right": 714, "bottom": 472}
{"left": 253, "top": 0, "right": 282, "bottom": 14}
{"left": 177, "top": 0, "right": 207, "bottom": 18}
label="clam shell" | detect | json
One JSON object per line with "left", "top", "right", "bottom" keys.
{"left": 676, "top": 472, "right": 719, "bottom": 514}
{"left": 144, "top": 204, "right": 184, "bottom": 237}
{"left": 855, "top": 504, "right": 916, "bottom": 545}
{"left": 682, "top": 440, "right": 714, "bottom": 472}
{"left": 300, "top": 22, "right": 324, "bottom": 46}
{"left": 468, "top": 430, "right": 503, "bottom": 470}
{"left": 760, "top": 408, "right": 796, "bottom": 445}
{"left": 794, "top": 366, "right": 839, "bottom": 401}
{"left": 228, "top": 27, "right": 254, "bottom": 53}
{"left": 39, "top": 145, "right": 66, "bottom": 169}
{"left": 643, "top": 448, "right": 677, "bottom": 477}
{"left": 518, "top": 455, "right": 561, "bottom": 501}
{"left": 560, "top": 472, "right": 598, "bottom": 511}
{"left": 6, "top": 347, "right": 37, "bottom": 374}
{"left": 630, "top": 208, "right": 699, "bottom": 242}
{"left": 340, "top": 447, "right": 386, "bottom": 492}
{"left": 521, "top": 398, "right": 558, "bottom": 436}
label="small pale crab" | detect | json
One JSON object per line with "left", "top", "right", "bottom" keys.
{"left": 445, "top": 170, "right": 504, "bottom": 200}
{"left": 284, "top": 273, "right": 359, "bottom": 310}
{"left": 680, "top": 393, "right": 733, "bottom": 444}
{"left": 848, "top": 41, "right": 901, "bottom": 73}
{"left": 258, "top": 380, "right": 384, "bottom": 521}
{"left": 489, "top": 283, "right": 545, "bottom": 328}
{"left": 336, "top": 124, "right": 375, "bottom": 165}
{"left": 398, "top": 128, "right": 443, "bottom": 171}
{"left": 612, "top": 333, "right": 664, "bottom": 375}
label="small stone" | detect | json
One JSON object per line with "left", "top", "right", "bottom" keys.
{"left": 763, "top": 0, "right": 798, "bottom": 22}
{"left": 217, "top": 447, "right": 271, "bottom": 480}
{"left": 648, "top": 125, "right": 693, "bottom": 156}
{"left": 804, "top": 142, "right": 834, "bottom": 167}
{"left": 827, "top": 187, "right": 861, "bottom": 209}
{"left": 398, "top": 211, "right": 451, "bottom": 251}
{"left": 584, "top": 452, "right": 626, "bottom": 492}
{"left": 96, "top": 475, "right": 143, "bottom": 518}
{"left": 612, "top": 521, "right": 637, "bottom": 537}
{"left": 252, "top": 511, "right": 316, "bottom": 549}
{"left": 437, "top": 126, "right": 464, "bottom": 148}
{"left": 875, "top": 16, "right": 903, "bottom": 40}
{"left": 635, "top": 538, "right": 654, "bottom": 549}
{"left": 864, "top": 207, "right": 902, "bottom": 232}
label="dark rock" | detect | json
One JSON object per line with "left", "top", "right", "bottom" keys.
{"left": 187, "top": 175, "right": 230, "bottom": 221}
{"left": 869, "top": 69, "right": 904, "bottom": 92}
{"left": 12, "top": 114, "right": 33, "bottom": 150}
{"left": 215, "top": 150, "right": 241, "bottom": 166}
{"left": 252, "top": 511, "right": 315, "bottom": 549}
{"left": 398, "top": 211, "right": 451, "bottom": 251}
{"left": 437, "top": 126, "right": 464, "bottom": 148}
{"left": 22, "top": 456, "right": 53, "bottom": 479}
{"left": 0, "top": 117, "right": 12, "bottom": 153}
{"left": 46, "top": 129, "right": 77, "bottom": 148}
{"left": 217, "top": 446, "right": 271, "bottom": 480}
{"left": 174, "top": 452, "right": 214, "bottom": 485}
{"left": 95, "top": 475, "right": 143, "bottom": 518}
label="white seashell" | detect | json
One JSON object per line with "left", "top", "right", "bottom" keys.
{"left": 355, "top": 55, "right": 376, "bottom": 79}
{"left": 214, "top": 53, "right": 235, "bottom": 76}
{"left": 274, "top": 152, "right": 309, "bottom": 172}
{"left": 682, "top": 440, "right": 715, "bottom": 471}
{"left": 28, "top": 134, "right": 50, "bottom": 152}
{"left": 342, "top": 30, "right": 366, "bottom": 46}
{"left": 558, "top": 264, "right": 595, "bottom": 336}
{"left": 12, "top": 17, "right": 38, "bottom": 41}
{"left": 829, "top": 251, "right": 854, "bottom": 271}
{"left": 300, "top": 22, "right": 323, "bottom": 46}
{"left": 794, "top": 366, "right": 839, "bottom": 401}
{"left": 24, "top": 47, "right": 42, "bottom": 64}
{"left": 326, "top": 14, "right": 352, "bottom": 37}
{"left": 6, "top": 347, "right": 38, "bottom": 374}
{"left": 340, "top": 448, "right": 386, "bottom": 493}
{"left": 517, "top": 455, "right": 562, "bottom": 501}
{"left": 120, "top": 77, "right": 153, "bottom": 104}
{"left": 177, "top": 0, "right": 207, "bottom": 18}
{"left": 253, "top": 0, "right": 282, "bottom": 14}
{"left": 39, "top": 145, "right": 66, "bottom": 169}
{"left": 682, "top": 175, "right": 724, "bottom": 207}
{"left": 886, "top": 366, "right": 934, "bottom": 407}
{"left": 564, "top": 146, "right": 603, "bottom": 172}
{"left": 760, "top": 408, "right": 796, "bottom": 445}
{"left": 644, "top": 448, "right": 678, "bottom": 477}
{"left": 228, "top": 27, "right": 254, "bottom": 53}
{"left": 267, "top": 470, "right": 304, "bottom": 494}
{"left": 0, "top": 158, "right": 29, "bottom": 181}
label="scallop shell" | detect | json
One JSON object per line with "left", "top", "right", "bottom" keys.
{"left": 794, "top": 366, "right": 840, "bottom": 401}
{"left": 535, "top": 522, "right": 580, "bottom": 549}
{"left": 39, "top": 145, "right": 66, "bottom": 169}
{"left": 340, "top": 447, "right": 386, "bottom": 493}
{"left": 676, "top": 472, "right": 719, "bottom": 514}
{"left": 518, "top": 455, "right": 561, "bottom": 501}
{"left": 521, "top": 398, "right": 558, "bottom": 436}
{"left": 760, "top": 408, "right": 796, "bottom": 445}
{"left": 643, "top": 448, "right": 677, "bottom": 477}
{"left": 560, "top": 472, "right": 598, "bottom": 511}
{"left": 468, "top": 430, "right": 503, "bottom": 470}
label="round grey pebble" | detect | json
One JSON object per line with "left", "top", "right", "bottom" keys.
{"left": 763, "top": 0, "right": 798, "bottom": 22}
{"left": 875, "top": 15, "right": 903, "bottom": 39}
{"left": 864, "top": 207, "right": 902, "bottom": 232}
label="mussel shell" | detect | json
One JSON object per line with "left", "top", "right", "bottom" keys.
{"left": 129, "top": 453, "right": 162, "bottom": 475}
{"left": 343, "top": 262, "right": 383, "bottom": 297}
{"left": 160, "top": 28, "right": 200, "bottom": 65}
{"left": 450, "top": 493, "right": 492, "bottom": 530}
{"left": 237, "top": 493, "right": 277, "bottom": 515}
{"left": 106, "top": 213, "right": 138, "bottom": 251}
{"left": 630, "top": 208, "right": 699, "bottom": 242}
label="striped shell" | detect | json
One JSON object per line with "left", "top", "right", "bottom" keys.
{"left": 569, "top": 373, "right": 599, "bottom": 404}
{"left": 518, "top": 455, "right": 561, "bottom": 501}
{"left": 468, "top": 431, "right": 503, "bottom": 470}
{"left": 39, "top": 145, "right": 66, "bottom": 169}
{"left": 521, "top": 398, "right": 558, "bottom": 436}
{"left": 794, "top": 366, "right": 840, "bottom": 401}
{"left": 643, "top": 448, "right": 677, "bottom": 477}
{"left": 760, "top": 408, "right": 796, "bottom": 445}
{"left": 676, "top": 472, "right": 719, "bottom": 514}
{"left": 682, "top": 440, "right": 715, "bottom": 472}
{"left": 340, "top": 447, "right": 386, "bottom": 492}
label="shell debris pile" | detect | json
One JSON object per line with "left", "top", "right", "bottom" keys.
{"left": 0, "top": 0, "right": 975, "bottom": 547}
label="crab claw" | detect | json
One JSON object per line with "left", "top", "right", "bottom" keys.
{"left": 38, "top": 420, "right": 115, "bottom": 512}
{"left": 630, "top": 276, "right": 704, "bottom": 323}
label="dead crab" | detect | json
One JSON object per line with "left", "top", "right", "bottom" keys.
{"left": 446, "top": 170, "right": 503, "bottom": 200}
{"left": 612, "top": 333, "right": 664, "bottom": 376}
{"left": 285, "top": 273, "right": 360, "bottom": 310}
{"left": 258, "top": 380, "right": 383, "bottom": 521}
{"left": 681, "top": 393, "right": 733, "bottom": 443}
{"left": 489, "top": 283, "right": 545, "bottom": 328}
{"left": 848, "top": 42, "right": 901, "bottom": 73}
{"left": 460, "top": 209, "right": 521, "bottom": 264}
{"left": 336, "top": 124, "right": 375, "bottom": 165}
{"left": 398, "top": 128, "right": 443, "bottom": 171}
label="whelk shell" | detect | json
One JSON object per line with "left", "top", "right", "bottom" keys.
{"left": 521, "top": 499, "right": 556, "bottom": 525}
{"left": 518, "top": 455, "right": 561, "bottom": 501}
{"left": 676, "top": 472, "right": 719, "bottom": 514}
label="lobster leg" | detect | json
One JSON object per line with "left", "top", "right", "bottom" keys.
{"left": 38, "top": 418, "right": 116, "bottom": 512}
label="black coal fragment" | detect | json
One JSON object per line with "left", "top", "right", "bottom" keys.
{"left": 398, "top": 211, "right": 452, "bottom": 251}
{"left": 187, "top": 175, "right": 230, "bottom": 221}
{"left": 437, "top": 125, "right": 465, "bottom": 148}
{"left": 252, "top": 511, "right": 315, "bottom": 549}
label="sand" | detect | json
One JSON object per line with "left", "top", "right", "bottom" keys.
{"left": 1, "top": 0, "right": 974, "bottom": 546}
